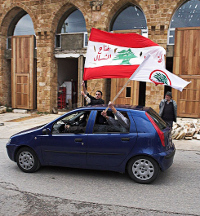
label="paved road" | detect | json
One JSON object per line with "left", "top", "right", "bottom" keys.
{"left": 1, "top": 138, "right": 200, "bottom": 216}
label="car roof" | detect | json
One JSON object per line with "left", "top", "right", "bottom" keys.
{"left": 77, "top": 104, "right": 151, "bottom": 112}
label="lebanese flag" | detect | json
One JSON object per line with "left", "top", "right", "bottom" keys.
{"left": 130, "top": 54, "right": 191, "bottom": 91}
{"left": 83, "top": 28, "right": 166, "bottom": 80}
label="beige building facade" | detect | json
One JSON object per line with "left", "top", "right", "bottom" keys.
{"left": 0, "top": 0, "right": 199, "bottom": 116}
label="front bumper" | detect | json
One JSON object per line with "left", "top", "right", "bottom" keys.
{"left": 6, "top": 144, "right": 18, "bottom": 161}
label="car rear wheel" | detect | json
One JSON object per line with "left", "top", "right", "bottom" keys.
{"left": 127, "top": 156, "right": 160, "bottom": 184}
{"left": 16, "top": 147, "right": 40, "bottom": 173}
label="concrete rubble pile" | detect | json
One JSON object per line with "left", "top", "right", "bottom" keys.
{"left": 0, "top": 106, "right": 6, "bottom": 114}
{"left": 172, "top": 119, "right": 200, "bottom": 140}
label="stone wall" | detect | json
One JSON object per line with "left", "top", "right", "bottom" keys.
{"left": 0, "top": 0, "right": 183, "bottom": 112}
{"left": 36, "top": 30, "right": 58, "bottom": 112}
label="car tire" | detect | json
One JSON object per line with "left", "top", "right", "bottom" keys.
{"left": 127, "top": 156, "right": 160, "bottom": 184}
{"left": 16, "top": 147, "right": 41, "bottom": 173}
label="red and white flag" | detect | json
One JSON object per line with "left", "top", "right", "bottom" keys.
{"left": 130, "top": 54, "right": 191, "bottom": 91}
{"left": 83, "top": 28, "right": 166, "bottom": 80}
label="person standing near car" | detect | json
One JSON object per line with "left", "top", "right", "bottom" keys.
{"left": 159, "top": 91, "right": 177, "bottom": 128}
{"left": 81, "top": 81, "right": 104, "bottom": 105}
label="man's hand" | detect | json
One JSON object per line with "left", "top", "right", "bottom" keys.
{"left": 81, "top": 81, "right": 87, "bottom": 94}
{"left": 81, "top": 91, "right": 86, "bottom": 97}
{"left": 108, "top": 101, "right": 114, "bottom": 109}
{"left": 101, "top": 110, "right": 107, "bottom": 118}
{"left": 65, "top": 124, "right": 70, "bottom": 129}
{"left": 81, "top": 81, "right": 85, "bottom": 87}
{"left": 108, "top": 101, "right": 117, "bottom": 114}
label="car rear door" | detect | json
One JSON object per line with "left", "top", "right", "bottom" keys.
{"left": 86, "top": 110, "right": 137, "bottom": 168}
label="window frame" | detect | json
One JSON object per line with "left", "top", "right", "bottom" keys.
{"left": 92, "top": 110, "right": 130, "bottom": 134}
{"left": 52, "top": 110, "right": 91, "bottom": 134}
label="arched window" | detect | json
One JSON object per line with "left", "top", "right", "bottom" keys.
{"left": 7, "top": 13, "right": 35, "bottom": 49}
{"left": 61, "top": 9, "right": 87, "bottom": 33}
{"left": 14, "top": 14, "right": 35, "bottom": 36}
{"left": 168, "top": 0, "right": 200, "bottom": 45}
{"left": 110, "top": 5, "right": 147, "bottom": 34}
{"left": 56, "top": 9, "right": 87, "bottom": 48}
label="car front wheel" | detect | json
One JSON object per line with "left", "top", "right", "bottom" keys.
{"left": 16, "top": 147, "right": 40, "bottom": 173}
{"left": 127, "top": 156, "right": 160, "bottom": 184}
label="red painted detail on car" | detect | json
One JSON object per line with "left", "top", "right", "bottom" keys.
{"left": 145, "top": 112, "right": 165, "bottom": 147}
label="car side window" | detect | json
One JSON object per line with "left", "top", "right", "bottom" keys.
{"left": 52, "top": 111, "right": 90, "bottom": 134}
{"left": 93, "top": 111, "right": 130, "bottom": 133}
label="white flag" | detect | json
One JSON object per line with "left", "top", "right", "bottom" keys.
{"left": 130, "top": 54, "right": 191, "bottom": 91}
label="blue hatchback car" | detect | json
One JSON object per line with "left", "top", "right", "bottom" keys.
{"left": 6, "top": 105, "right": 175, "bottom": 184}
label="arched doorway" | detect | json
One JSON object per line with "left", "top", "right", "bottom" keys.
{"left": 109, "top": 4, "right": 147, "bottom": 106}
{"left": 166, "top": 0, "right": 200, "bottom": 95}
{"left": 8, "top": 12, "right": 36, "bottom": 109}
{"left": 55, "top": 8, "right": 87, "bottom": 109}
{"left": 168, "top": 0, "right": 200, "bottom": 45}
{"left": 169, "top": 0, "right": 200, "bottom": 117}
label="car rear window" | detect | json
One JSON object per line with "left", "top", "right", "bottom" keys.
{"left": 147, "top": 109, "right": 167, "bottom": 130}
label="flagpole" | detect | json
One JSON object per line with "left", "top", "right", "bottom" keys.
{"left": 104, "top": 79, "right": 131, "bottom": 112}
{"left": 104, "top": 55, "right": 151, "bottom": 112}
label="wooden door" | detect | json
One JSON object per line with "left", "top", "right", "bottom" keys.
{"left": 11, "top": 35, "right": 36, "bottom": 109}
{"left": 110, "top": 78, "right": 139, "bottom": 105}
{"left": 173, "top": 27, "right": 200, "bottom": 118}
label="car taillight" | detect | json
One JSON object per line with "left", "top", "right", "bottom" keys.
{"left": 145, "top": 113, "right": 165, "bottom": 147}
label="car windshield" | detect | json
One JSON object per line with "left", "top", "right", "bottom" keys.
{"left": 147, "top": 109, "right": 167, "bottom": 130}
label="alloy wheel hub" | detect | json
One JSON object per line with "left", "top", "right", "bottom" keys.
{"left": 132, "top": 159, "right": 154, "bottom": 180}
{"left": 19, "top": 151, "right": 34, "bottom": 170}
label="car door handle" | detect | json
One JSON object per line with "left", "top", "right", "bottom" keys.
{"left": 75, "top": 138, "right": 82, "bottom": 142}
{"left": 121, "top": 138, "right": 130, "bottom": 141}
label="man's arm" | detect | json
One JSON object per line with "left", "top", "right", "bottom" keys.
{"left": 81, "top": 81, "right": 87, "bottom": 94}
{"left": 159, "top": 100, "right": 162, "bottom": 109}
{"left": 114, "top": 111, "right": 129, "bottom": 129}
{"left": 86, "top": 93, "right": 95, "bottom": 100}
{"left": 81, "top": 91, "right": 91, "bottom": 104}
{"left": 108, "top": 101, "right": 129, "bottom": 129}
{"left": 101, "top": 111, "right": 116, "bottom": 126}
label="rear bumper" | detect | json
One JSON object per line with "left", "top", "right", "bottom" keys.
{"left": 164, "top": 148, "right": 175, "bottom": 159}
{"left": 153, "top": 144, "right": 176, "bottom": 171}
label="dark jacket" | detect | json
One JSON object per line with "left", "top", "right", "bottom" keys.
{"left": 159, "top": 99, "right": 177, "bottom": 122}
{"left": 86, "top": 93, "right": 104, "bottom": 105}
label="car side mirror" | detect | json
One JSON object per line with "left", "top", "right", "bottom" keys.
{"left": 42, "top": 128, "right": 51, "bottom": 135}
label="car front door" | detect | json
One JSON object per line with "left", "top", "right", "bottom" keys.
{"left": 38, "top": 110, "right": 92, "bottom": 167}
{"left": 86, "top": 110, "right": 137, "bottom": 168}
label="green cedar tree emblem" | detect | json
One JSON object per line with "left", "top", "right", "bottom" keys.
{"left": 113, "top": 48, "right": 137, "bottom": 65}
{"left": 153, "top": 72, "right": 168, "bottom": 85}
